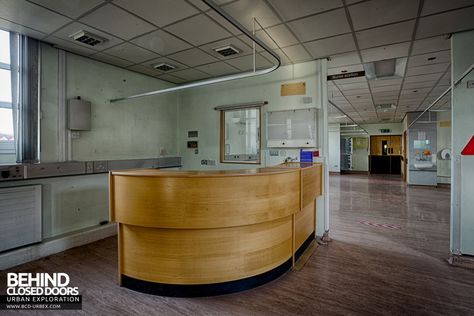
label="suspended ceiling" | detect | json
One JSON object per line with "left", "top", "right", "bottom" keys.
{"left": 0, "top": 0, "right": 473, "bottom": 123}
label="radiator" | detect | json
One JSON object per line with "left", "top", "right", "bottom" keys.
{"left": 0, "top": 185, "right": 42, "bottom": 252}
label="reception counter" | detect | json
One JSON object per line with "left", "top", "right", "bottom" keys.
{"left": 109, "top": 162, "right": 322, "bottom": 296}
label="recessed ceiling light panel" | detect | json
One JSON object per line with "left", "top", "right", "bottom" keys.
{"left": 363, "top": 57, "right": 407, "bottom": 80}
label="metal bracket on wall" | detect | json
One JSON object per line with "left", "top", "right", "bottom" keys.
{"left": 109, "top": 0, "right": 281, "bottom": 103}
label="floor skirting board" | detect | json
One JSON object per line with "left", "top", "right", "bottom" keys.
{"left": 0, "top": 223, "right": 117, "bottom": 270}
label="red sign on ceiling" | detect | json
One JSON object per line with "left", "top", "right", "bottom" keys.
{"left": 461, "top": 136, "right": 474, "bottom": 155}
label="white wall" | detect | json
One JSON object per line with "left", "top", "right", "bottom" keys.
{"left": 451, "top": 30, "right": 474, "bottom": 255}
{"left": 0, "top": 44, "right": 179, "bottom": 240}
{"left": 178, "top": 61, "right": 322, "bottom": 170}
{"left": 437, "top": 111, "right": 451, "bottom": 184}
{"left": 328, "top": 124, "right": 340, "bottom": 172}
{"left": 178, "top": 60, "right": 330, "bottom": 236}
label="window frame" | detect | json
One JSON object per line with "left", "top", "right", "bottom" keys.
{"left": 219, "top": 106, "right": 262, "bottom": 165}
{"left": 0, "top": 33, "right": 15, "bottom": 157}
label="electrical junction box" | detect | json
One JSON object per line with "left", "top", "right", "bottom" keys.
{"left": 68, "top": 98, "right": 91, "bottom": 131}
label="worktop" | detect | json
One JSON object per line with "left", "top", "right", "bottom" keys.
{"left": 109, "top": 162, "right": 322, "bottom": 296}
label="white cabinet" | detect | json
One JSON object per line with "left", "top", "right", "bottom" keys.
{"left": 266, "top": 108, "right": 317, "bottom": 148}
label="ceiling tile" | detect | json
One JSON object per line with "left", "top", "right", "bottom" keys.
{"left": 186, "top": 0, "right": 234, "bottom": 11}
{"left": 221, "top": 0, "right": 281, "bottom": 30}
{"left": 89, "top": 52, "right": 134, "bottom": 67}
{"left": 342, "top": 89, "right": 370, "bottom": 96}
{"left": 328, "top": 64, "right": 364, "bottom": 76}
{"left": 261, "top": 24, "right": 299, "bottom": 48}
{"left": 28, "top": 0, "right": 104, "bottom": 19}
{"left": 356, "top": 20, "right": 416, "bottom": 49}
{"left": 360, "top": 42, "right": 410, "bottom": 62}
{"left": 200, "top": 37, "right": 253, "bottom": 60}
{"left": 79, "top": 4, "right": 155, "bottom": 40}
{"left": 44, "top": 36, "right": 98, "bottom": 55}
{"left": 268, "top": 0, "right": 343, "bottom": 21}
{"left": 0, "top": 17, "right": 46, "bottom": 39}
{"left": 369, "top": 78, "right": 403, "bottom": 87}
{"left": 400, "top": 87, "right": 431, "bottom": 96}
{"left": 339, "top": 82, "right": 369, "bottom": 90}
{"left": 127, "top": 64, "right": 162, "bottom": 77}
{"left": 349, "top": 0, "right": 419, "bottom": 30}
{"left": 131, "top": 30, "right": 191, "bottom": 55}
{"left": 408, "top": 50, "right": 451, "bottom": 67}
{"left": 114, "top": 0, "right": 198, "bottom": 27}
{"left": 406, "top": 63, "right": 449, "bottom": 77}
{"left": 421, "top": 0, "right": 474, "bottom": 16}
{"left": 171, "top": 68, "right": 209, "bottom": 81}
{"left": 167, "top": 48, "right": 218, "bottom": 67}
{"left": 281, "top": 45, "right": 312, "bottom": 63}
{"left": 225, "top": 54, "right": 272, "bottom": 71}
{"left": 0, "top": 0, "right": 71, "bottom": 34}
{"left": 304, "top": 33, "right": 356, "bottom": 59}
{"left": 328, "top": 51, "right": 360, "bottom": 68}
{"left": 103, "top": 43, "right": 159, "bottom": 63}
{"left": 51, "top": 22, "right": 122, "bottom": 51}
{"left": 195, "top": 61, "right": 239, "bottom": 76}
{"left": 156, "top": 73, "right": 186, "bottom": 84}
{"left": 206, "top": 10, "right": 242, "bottom": 35}
{"left": 404, "top": 72, "right": 443, "bottom": 83}
{"left": 288, "top": 9, "right": 350, "bottom": 42}
{"left": 371, "top": 85, "right": 401, "bottom": 93}
{"left": 164, "top": 14, "right": 231, "bottom": 46}
{"left": 141, "top": 57, "right": 188, "bottom": 74}
{"left": 411, "top": 36, "right": 450, "bottom": 55}
{"left": 402, "top": 80, "right": 438, "bottom": 90}
{"left": 416, "top": 6, "right": 474, "bottom": 39}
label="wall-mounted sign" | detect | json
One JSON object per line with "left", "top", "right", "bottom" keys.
{"left": 380, "top": 128, "right": 391, "bottom": 133}
{"left": 461, "top": 136, "right": 474, "bottom": 155}
{"left": 281, "top": 82, "right": 306, "bottom": 96}
{"left": 187, "top": 141, "right": 198, "bottom": 149}
{"left": 327, "top": 71, "right": 365, "bottom": 81}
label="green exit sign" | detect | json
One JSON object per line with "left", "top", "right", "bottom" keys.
{"left": 380, "top": 129, "right": 391, "bottom": 133}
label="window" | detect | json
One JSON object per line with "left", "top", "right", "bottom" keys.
{"left": 0, "top": 30, "right": 15, "bottom": 163}
{"left": 220, "top": 106, "right": 261, "bottom": 164}
{"left": 0, "top": 30, "right": 40, "bottom": 164}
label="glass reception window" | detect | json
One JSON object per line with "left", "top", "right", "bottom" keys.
{"left": 220, "top": 107, "right": 261, "bottom": 164}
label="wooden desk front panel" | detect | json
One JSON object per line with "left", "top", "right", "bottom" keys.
{"left": 120, "top": 216, "right": 293, "bottom": 284}
{"left": 112, "top": 172, "right": 300, "bottom": 229}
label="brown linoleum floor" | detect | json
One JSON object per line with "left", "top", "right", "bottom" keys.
{"left": 2, "top": 174, "right": 474, "bottom": 315}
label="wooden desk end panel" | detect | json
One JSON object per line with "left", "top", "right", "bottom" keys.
{"left": 295, "top": 201, "right": 315, "bottom": 250}
{"left": 120, "top": 216, "right": 293, "bottom": 285}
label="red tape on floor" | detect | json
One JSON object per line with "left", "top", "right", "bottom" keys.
{"left": 358, "top": 220, "right": 401, "bottom": 230}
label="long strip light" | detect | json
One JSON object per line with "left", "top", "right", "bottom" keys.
{"left": 110, "top": 0, "right": 281, "bottom": 103}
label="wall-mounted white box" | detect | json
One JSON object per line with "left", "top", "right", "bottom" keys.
{"left": 68, "top": 98, "right": 91, "bottom": 131}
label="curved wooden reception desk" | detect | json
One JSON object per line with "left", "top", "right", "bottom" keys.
{"left": 109, "top": 162, "right": 322, "bottom": 296}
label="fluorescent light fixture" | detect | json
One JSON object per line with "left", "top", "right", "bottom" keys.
{"left": 364, "top": 57, "right": 407, "bottom": 80}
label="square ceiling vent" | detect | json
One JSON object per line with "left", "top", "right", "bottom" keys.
{"left": 375, "top": 103, "right": 396, "bottom": 112}
{"left": 70, "top": 30, "right": 107, "bottom": 47}
{"left": 153, "top": 63, "right": 176, "bottom": 72}
{"left": 213, "top": 45, "right": 240, "bottom": 57}
{"left": 363, "top": 57, "right": 407, "bottom": 80}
